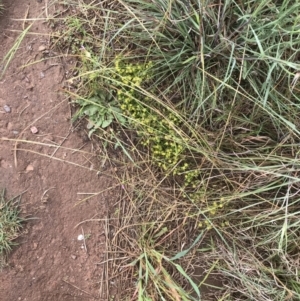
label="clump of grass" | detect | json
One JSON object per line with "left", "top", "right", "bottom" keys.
{"left": 53, "top": 0, "right": 300, "bottom": 300}
{"left": 102, "top": 165, "right": 210, "bottom": 301}
{"left": 0, "top": 189, "right": 23, "bottom": 266}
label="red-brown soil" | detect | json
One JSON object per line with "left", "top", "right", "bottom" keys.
{"left": 0, "top": 1, "right": 114, "bottom": 300}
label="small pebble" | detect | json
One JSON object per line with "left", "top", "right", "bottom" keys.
{"left": 30, "top": 126, "right": 39, "bottom": 134}
{"left": 3, "top": 105, "right": 11, "bottom": 113}
{"left": 71, "top": 255, "right": 77, "bottom": 260}
{"left": 40, "top": 72, "right": 45, "bottom": 79}
{"left": 13, "top": 131, "right": 19, "bottom": 135}
{"left": 38, "top": 45, "right": 47, "bottom": 52}
{"left": 26, "top": 164, "right": 34, "bottom": 172}
{"left": 77, "top": 234, "right": 84, "bottom": 241}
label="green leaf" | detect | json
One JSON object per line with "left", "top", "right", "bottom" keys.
{"left": 75, "top": 98, "right": 85, "bottom": 106}
{"left": 154, "top": 227, "right": 168, "bottom": 238}
{"left": 101, "top": 119, "right": 113, "bottom": 128}
{"left": 89, "top": 96, "right": 100, "bottom": 102}
{"left": 84, "top": 105, "right": 99, "bottom": 116}
{"left": 94, "top": 118, "right": 105, "bottom": 129}
{"left": 88, "top": 127, "right": 96, "bottom": 138}
{"left": 110, "top": 106, "right": 122, "bottom": 113}
{"left": 115, "top": 113, "right": 127, "bottom": 126}
{"left": 170, "top": 232, "right": 203, "bottom": 261}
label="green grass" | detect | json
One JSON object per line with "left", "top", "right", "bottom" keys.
{"left": 52, "top": 0, "right": 300, "bottom": 300}
{"left": 1, "top": 25, "right": 32, "bottom": 78}
{"left": 0, "top": 189, "right": 23, "bottom": 267}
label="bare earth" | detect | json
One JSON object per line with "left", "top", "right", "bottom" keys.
{"left": 0, "top": 1, "right": 113, "bottom": 300}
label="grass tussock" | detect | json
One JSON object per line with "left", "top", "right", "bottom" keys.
{"left": 51, "top": 0, "right": 300, "bottom": 300}
{"left": 0, "top": 189, "right": 23, "bottom": 267}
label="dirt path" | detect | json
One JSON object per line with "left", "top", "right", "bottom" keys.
{"left": 0, "top": 1, "right": 113, "bottom": 300}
